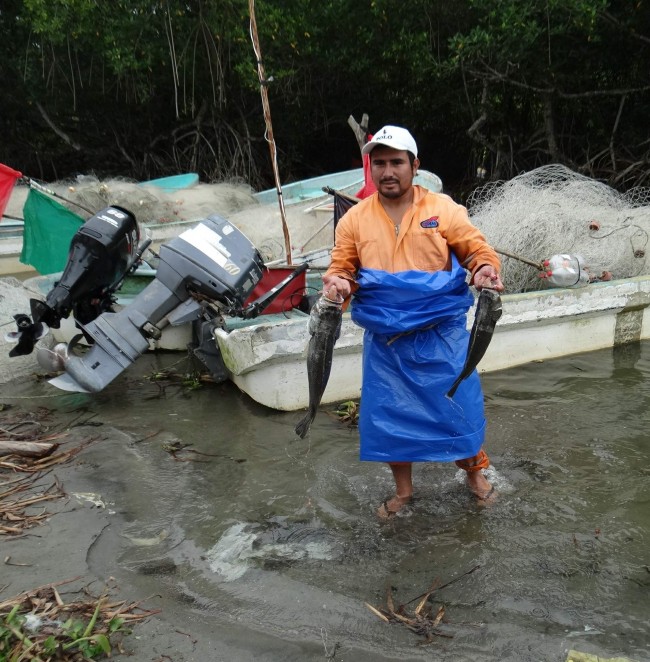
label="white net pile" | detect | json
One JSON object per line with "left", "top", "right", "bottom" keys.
{"left": 467, "top": 164, "right": 650, "bottom": 293}
{"left": 35, "top": 176, "right": 259, "bottom": 226}
{"left": 6, "top": 175, "right": 336, "bottom": 265}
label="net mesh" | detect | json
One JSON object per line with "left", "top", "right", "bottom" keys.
{"left": 6, "top": 176, "right": 337, "bottom": 265}
{"left": 467, "top": 164, "right": 650, "bottom": 292}
{"left": 44, "top": 175, "right": 259, "bottom": 226}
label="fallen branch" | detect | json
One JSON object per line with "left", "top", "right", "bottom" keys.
{"left": 366, "top": 586, "right": 452, "bottom": 644}
{"left": 0, "top": 440, "right": 59, "bottom": 458}
{"left": 366, "top": 567, "right": 482, "bottom": 644}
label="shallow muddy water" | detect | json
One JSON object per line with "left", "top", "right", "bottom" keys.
{"left": 2, "top": 343, "right": 649, "bottom": 661}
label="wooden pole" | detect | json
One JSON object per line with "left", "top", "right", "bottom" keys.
{"left": 248, "top": 0, "right": 293, "bottom": 265}
{"left": 493, "top": 247, "right": 544, "bottom": 270}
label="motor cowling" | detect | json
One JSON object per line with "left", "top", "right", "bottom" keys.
{"left": 7, "top": 205, "right": 140, "bottom": 357}
{"left": 35, "top": 205, "right": 140, "bottom": 328}
{"left": 48, "top": 214, "right": 266, "bottom": 393}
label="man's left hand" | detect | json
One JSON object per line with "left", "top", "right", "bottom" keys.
{"left": 473, "top": 265, "right": 505, "bottom": 292}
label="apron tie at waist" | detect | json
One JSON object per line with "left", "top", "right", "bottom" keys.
{"left": 386, "top": 322, "right": 438, "bottom": 346}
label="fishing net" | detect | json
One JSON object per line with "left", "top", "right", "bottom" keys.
{"left": 66, "top": 176, "right": 337, "bottom": 263}
{"left": 467, "top": 164, "right": 650, "bottom": 293}
{"left": 40, "top": 176, "right": 259, "bottom": 226}
{"left": 6, "top": 175, "right": 337, "bottom": 265}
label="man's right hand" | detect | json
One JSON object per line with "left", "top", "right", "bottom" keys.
{"left": 322, "top": 275, "right": 352, "bottom": 300}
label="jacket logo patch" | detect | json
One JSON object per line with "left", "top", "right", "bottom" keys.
{"left": 420, "top": 216, "right": 439, "bottom": 228}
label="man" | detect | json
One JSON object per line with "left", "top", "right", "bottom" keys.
{"left": 322, "top": 125, "right": 504, "bottom": 518}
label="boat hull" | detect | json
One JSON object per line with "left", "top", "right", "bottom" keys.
{"left": 215, "top": 275, "right": 650, "bottom": 410}
{"left": 23, "top": 271, "right": 650, "bottom": 410}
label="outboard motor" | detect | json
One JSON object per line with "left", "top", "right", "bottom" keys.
{"left": 48, "top": 214, "right": 266, "bottom": 393}
{"left": 7, "top": 205, "right": 142, "bottom": 356}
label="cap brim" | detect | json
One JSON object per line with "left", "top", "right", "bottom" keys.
{"left": 361, "top": 140, "right": 415, "bottom": 157}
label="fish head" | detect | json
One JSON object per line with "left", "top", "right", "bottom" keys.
{"left": 308, "top": 295, "right": 343, "bottom": 335}
{"left": 479, "top": 288, "right": 503, "bottom": 323}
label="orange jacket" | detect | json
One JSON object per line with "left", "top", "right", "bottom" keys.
{"left": 325, "top": 185, "right": 500, "bottom": 290}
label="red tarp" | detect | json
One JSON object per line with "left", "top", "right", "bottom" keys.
{"left": 0, "top": 163, "right": 22, "bottom": 218}
{"left": 354, "top": 134, "right": 377, "bottom": 200}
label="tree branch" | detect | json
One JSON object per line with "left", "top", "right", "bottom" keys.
{"left": 600, "top": 10, "right": 650, "bottom": 46}
{"left": 347, "top": 113, "right": 370, "bottom": 153}
{"left": 468, "top": 61, "right": 650, "bottom": 99}
{"left": 35, "top": 101, "right": 81, "bottom": 150}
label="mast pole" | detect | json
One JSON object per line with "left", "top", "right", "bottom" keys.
{"left": 248, "top": 0, "right": 293, "bottom": 265}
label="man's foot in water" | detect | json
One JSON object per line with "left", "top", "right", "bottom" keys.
{"left": 466, "top": 471, "right": 496, "bottom": 504}
{"left": 377, "top": 494, "right": 412, "bottom": 519}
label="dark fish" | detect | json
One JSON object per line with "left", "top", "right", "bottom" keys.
{"left": 294, "top": 295, "right": 343, "bottom": 438}
{"left": 447, "top": 288, "right": 502, "bottom": 398}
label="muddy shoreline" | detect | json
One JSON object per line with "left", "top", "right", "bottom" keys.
{"left": 1, "top": 404, "right": 398, "bottom": 662}
{"left": 2, "top": 275, "right": 648, "bottom": 662}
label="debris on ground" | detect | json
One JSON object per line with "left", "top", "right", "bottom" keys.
{"left": 365, "top": 565, "right": 481, "bottom": 644}
{"left": 1, "top": 405, "right": 159, "bottom": 659}
{"left": 0, "top": 579, "right": 160, "bottom": 660}
{"left": 566, "top": 650, "right": 640, "bottom": 662}
{"left": 1, "top": 406, "right": 96, "bottom": 537}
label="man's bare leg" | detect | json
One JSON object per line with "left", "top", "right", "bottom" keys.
{"left": 456, "top": 450, "right": 495, "bottom": 502}
{"left": 466, "top": 470, "right": 494, "bottom": 501}
{"left": 377, "top": 462, "right": 413, "bottom": 518}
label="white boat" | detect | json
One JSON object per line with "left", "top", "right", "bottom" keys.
{"left": 213, "top": 274, "right": 650, "bottom": 410}
{"left": 17, "top": 164, "right": 650, "bottom": 412}
{"left": 0, "top": 220, "right": 31, "bottom": 275}
{"left": 24, "top": 269, "right": 650, "bottom": 411}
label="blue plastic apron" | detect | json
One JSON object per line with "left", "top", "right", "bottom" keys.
{"left": 351, "top": 257, "right": 486, "bottom": 463}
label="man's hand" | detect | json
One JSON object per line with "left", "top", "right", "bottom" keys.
{"left": 322, "top": 275, "right": 352, "bottom": 300}
{"left": 473, "top": 265, "right": 504, "bottom": 292}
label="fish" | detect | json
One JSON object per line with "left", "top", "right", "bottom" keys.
{"left": 294, "top": 294, "right": 343, "bottom": 438}
{"left": 447, "top": 287, "right": 503, "bottom": 398}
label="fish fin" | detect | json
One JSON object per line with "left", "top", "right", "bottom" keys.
{"left": 294, "top": 413, "right": 313, "bottom": 439}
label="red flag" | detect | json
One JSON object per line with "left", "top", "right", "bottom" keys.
{"left": 354, "top": 134, "right": 378, "bottom": 200}
{"left": 0, "top": 163, "right": 22, "bottom": 218}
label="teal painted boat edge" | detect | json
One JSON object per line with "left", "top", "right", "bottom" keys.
{"left": 139, "top": 173, "right": 199, "bottom": 192}
{"left": 414, "top": 169, "right": 443, "bottom": 193}
{"left": 253, "top": 168, "right": 364, "bottom": 205}
{"left": 253, "top": 167, "right": 442, "bottom": 206}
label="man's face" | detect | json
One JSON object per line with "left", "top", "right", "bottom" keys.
{"left": 369, "top": 146, "right": 420, "bottom": 200}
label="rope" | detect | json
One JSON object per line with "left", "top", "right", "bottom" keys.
{"left": 28, "top": 179, "right": 95, "bottom": 215}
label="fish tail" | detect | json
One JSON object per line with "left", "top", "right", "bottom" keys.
{"left": 294, "top": 413, "right": 314, "bottom": 439}
{"left": 446, "top": 379, "right": 461, "bottom": 399}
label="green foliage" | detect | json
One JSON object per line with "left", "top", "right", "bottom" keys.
{"left": 333, "top": 400, "right": 359, "bottom": 426}
{"left": 0, "top": 599, "right": 128, "bottom": 660}
{"left": 2, "top": 0, "right": 649, "bottom": 189}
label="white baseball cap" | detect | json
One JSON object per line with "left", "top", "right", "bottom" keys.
{"left": 361, "top": 125, "right": 418, "bottom": 157}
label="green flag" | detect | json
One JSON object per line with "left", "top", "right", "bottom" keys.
{"left": 20, "top": 189, "right": 84, "bottom": 274}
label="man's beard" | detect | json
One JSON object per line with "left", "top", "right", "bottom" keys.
{"left": 379, "top": 179, "right": 403, "bottom": 198}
